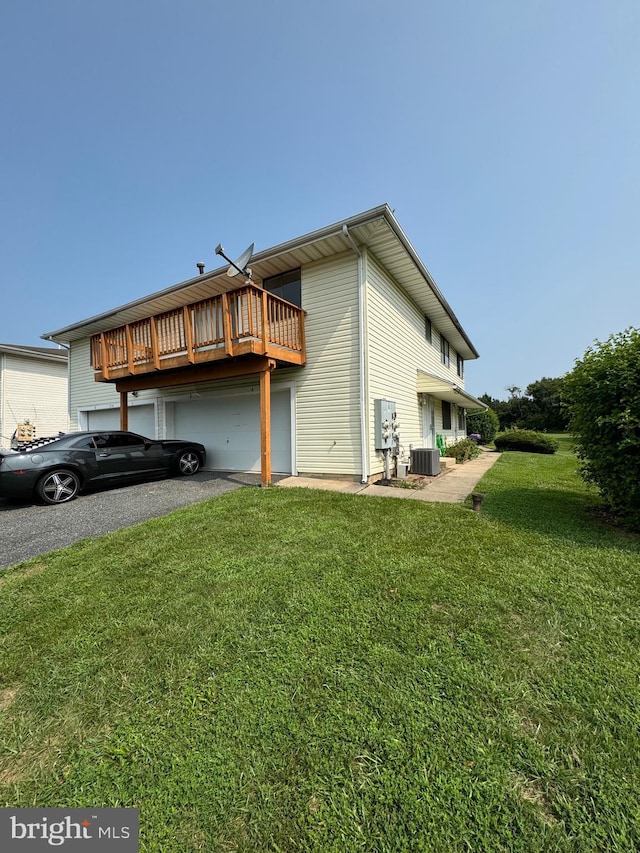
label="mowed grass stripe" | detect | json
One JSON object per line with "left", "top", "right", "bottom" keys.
{"left": 1, "top": 437, "right": 638, "bottom": 851}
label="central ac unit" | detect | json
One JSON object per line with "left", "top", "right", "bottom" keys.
{"left": 410, "top": 448, "right": 441, "bottom": 476}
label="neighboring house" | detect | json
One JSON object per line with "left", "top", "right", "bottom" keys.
{"left": 43, "top": 205, "right": 485, "bottom": 484}
{"left": 0, "top": 344, "right": 69, "bottom": 448}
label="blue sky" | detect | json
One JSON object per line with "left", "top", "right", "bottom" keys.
{"left": 1, "top": 1, "right": 638, "bottom": 399}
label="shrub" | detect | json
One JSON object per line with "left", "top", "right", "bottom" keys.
{"left": 465, "top": 407, "right": 499, "bottom": 444}
{"left": 564, "top": 327, "right": 640, "bottom": 531}
{"left": 444, "top": 437, "right": 481, "bottom": 463}
{"left": 494, "top": 430, "right": 559, "bottom": 454}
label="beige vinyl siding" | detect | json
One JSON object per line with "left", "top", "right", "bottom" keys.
{"left": 433, "top": 329, "right": 464, "bottom": 382}
{"left": 294, "top": 252, "right": 360, "bottom": 476}
{"left": 366, "top": 253, "right": 426, "bottom": 473}
{"left": 365, "top": 252, "right": 466, "bottom": 474}
{"left": 1, "top": 355, "right": 68, "bottom": 441}
{"left": 0, "top": 355, "right": 4, "bottom": 443}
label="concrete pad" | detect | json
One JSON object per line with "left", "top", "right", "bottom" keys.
{"left": 277, "top": 476, "right": 366, "bottom": 494}
{"left": 277, "top": 450, "right": 501, "bottom": 504}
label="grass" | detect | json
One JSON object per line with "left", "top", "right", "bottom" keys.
{"left": 1, "top": 435, "right": 639, "bottom": 851}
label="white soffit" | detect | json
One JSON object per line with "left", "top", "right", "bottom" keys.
{"left": 43, "top": 205, "right": 479, "bottom": 359}
{"left": 417, "top": 371, "right": 487, "bottom": 409}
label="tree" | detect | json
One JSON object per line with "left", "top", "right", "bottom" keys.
{"left": 466, "top": 407, "right": 499, "bottom": 444}
{"left": 481, "top": 378, "right": 570, "bottom": 432}
{"left": 499, "top": 387, "right": 532, "bottom": 430}
{"left": 525, "top": 377, "right": 570, "bottom": 432}
{"left": 564, "top": 328, "right": 640, "bottom": 531}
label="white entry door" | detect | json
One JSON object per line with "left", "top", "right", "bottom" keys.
{"left": 421, "top": 396, "right": 435, "bottom": 448}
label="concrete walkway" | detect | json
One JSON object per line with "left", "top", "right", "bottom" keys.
{"left": 277, "top": 449, "right": 501, "bottom": 504}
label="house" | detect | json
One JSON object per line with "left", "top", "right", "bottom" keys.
{"left": 0, "top": 344, "right": 69, "bottom": 448}
{"left": 42, "top": 205, "right": 485, "bottom": 484}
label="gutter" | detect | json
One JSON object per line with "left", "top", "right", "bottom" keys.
{"left": 342, "top": 225, "right": 368, "bottom": 484}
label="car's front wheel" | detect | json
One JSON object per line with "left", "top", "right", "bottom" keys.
{"left": 177, "top": 450, "right": 201, "bottom": 476}
{"left": 37, "top": 469, "right": 81, "bottom": 504}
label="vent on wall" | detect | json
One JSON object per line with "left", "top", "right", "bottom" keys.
{"left": 410, "top": 448, "right": 441, "bottom": 476}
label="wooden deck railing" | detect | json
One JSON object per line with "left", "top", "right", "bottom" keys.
{"left": 91, "top": 284, "right": 305, "bottom": 380}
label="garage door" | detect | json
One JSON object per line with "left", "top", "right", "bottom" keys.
{"left": 169, "top": 389, "right": 292, "bottom": 474}
{"left": 86, "top": 405, "right": 156, "bottom": 437}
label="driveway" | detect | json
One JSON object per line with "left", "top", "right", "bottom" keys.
{"left": 0, "top": 472, "right": 267, "bottom": 571}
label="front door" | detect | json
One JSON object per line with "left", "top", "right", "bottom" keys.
{"left": 421, "top": 396, "right": 435, "bottom": 448}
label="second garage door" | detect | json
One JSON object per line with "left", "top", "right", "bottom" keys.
{"left": 169, "top": 389, "right": 292, "bottom": 474}
{"left": 85, "top": 404, "right": 156, "bottom": 437}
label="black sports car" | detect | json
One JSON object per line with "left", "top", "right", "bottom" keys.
{"left": 0, "top": 431, "right": 206, "bottom": 505}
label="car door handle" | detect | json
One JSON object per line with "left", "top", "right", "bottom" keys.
{"left": 98, "top": 452, "right": 110, "bottom": 457}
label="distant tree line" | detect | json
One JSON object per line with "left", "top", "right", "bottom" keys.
{"left": 478, "top": 376, "right": 569, "bottom": 433}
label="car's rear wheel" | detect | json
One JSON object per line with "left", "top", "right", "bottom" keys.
{"left": 177, "top": 450, "right": 201, "bottom": 476}
{"left": 37, "top": 469, "right": 81, "bottom": 504}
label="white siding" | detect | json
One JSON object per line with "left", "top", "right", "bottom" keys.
{"left": 365, "top": 252, "right": 466, "bottom": 474}
{"left": 0, "top": 356, "right": 4, "bottom": 444}
{"left": 294, "top": 252, "right": 361, "bottom": 476}
{"left": 0, "top": 354, "right": 68, "bottom": 443}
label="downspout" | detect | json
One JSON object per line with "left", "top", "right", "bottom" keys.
{"left": 342, "top": 224, "right": 368, "bottom": 484}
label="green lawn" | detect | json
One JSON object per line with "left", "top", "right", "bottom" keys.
{"left": 1, "top": 437, "right": 639, "bottom": 851}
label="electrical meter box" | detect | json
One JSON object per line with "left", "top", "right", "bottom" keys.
{"left": 374, "top": 399, "right": 396, "bottom": 450}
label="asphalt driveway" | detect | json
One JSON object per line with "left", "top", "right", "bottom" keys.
{"left": 0, "top": 472, "right": 266, "bottom": 571}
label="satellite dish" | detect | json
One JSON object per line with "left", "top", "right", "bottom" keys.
{"left": 215, "top": 242, "right": 254, "bottom": 280}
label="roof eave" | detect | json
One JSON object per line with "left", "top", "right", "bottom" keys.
{"left": 42, "top": 204, "right": 480, "bottom": 361}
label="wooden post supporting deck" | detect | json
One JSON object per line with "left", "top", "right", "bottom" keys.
{"left": 120, "top": 391, "right": 129, "bottom": 431}
{"left": 260, "top": 359, "right": 276, "bottom": 487}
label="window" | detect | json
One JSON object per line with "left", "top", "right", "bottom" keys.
{"left": 442, "top": 400, "right": 452, "bottom": 430}
{"left": 424, "top": 316, "right": 432, "bottom": 344}
{"left": 71, "top": 436, "right": 97, "bottom": 450}
{"left": 456, "top": 354, "right": 464, "bottom": 378}
{"left": 94, "top": 433, "right": 144, "bottom": 449}
{"left": 440, "top": 336, "right": 450, "bottom": 367}
{"left": 263, "top": 268, "right": 301, "bottom": 307}
{"left": 458, "top": 407, "right": 466, "bottom": 431}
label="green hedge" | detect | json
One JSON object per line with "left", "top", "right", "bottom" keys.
{"left": 465, "top": 407, "right": 499, "bottom": 444}
{"left": 494, "top": 430, "right": 559, "bottom": 454}
{"left": 444, "top": 437, "right": 481, "bottom": 463}
{"left": 564, "top": 327, "right": 640, "bottom": 531}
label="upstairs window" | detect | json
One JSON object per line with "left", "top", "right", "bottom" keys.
{"left": 263, "top": 268, "right": 301, "bottom": 307}
{"left": 440, "top": 336, "right": 450, "bottom": 367}
{"left": 424, "top": 316, "right": 432, "bottom": 345}
{"left": 457, "top": 354, "right": 464, "bottom": 378}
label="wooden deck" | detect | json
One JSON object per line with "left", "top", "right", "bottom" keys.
{"left": 91, "top": 284, "right": 306, "bottom": 381}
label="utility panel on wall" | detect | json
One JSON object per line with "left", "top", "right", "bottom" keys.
{"left": 374, "top": 399, "right": 396, "bottom": 450}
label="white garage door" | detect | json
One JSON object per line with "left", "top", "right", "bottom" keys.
{"left": 86, "top": 405, "right": 156, "bottom": 437}
{"left": 169, "top": 389, "right": 292, "bottom": 474}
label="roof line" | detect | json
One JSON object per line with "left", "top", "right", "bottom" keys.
{"left": 381, "top": 209, "right": 480, "bottom": 359}
{"left": 41, "top": 205, "right": 393, "bottom": 341}
{"left": 0, "top": 343, "right": 68, "bottom": 360}
{"left": 41, "top": 204, "right": 478, "bottom": 359}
